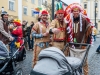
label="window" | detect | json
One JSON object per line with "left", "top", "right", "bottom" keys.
{"left": 31, "top": 9, "right": 34, "bottom": 17}
{"left": 84, "top": 3, "right": 87, "bottom": 9}
{"left": 44, "top": 1, "right": 47, "bottom": 6}
{"left": 38, "top": 0, "right": 42, "bottom": 6}
{"left": 9, "top": 1, "right": 15, "bottom": 11}
{"left": 42, "top": 0, "right": 47, "bottom": 6}
{"left": 23, "top": 7, "right": 27, "bottom": 15}
{"left": 42, "top": 0, "right": 43, "bottom": 4}
{"left": 31, "top": 0, "right": 34, "bottom": 4}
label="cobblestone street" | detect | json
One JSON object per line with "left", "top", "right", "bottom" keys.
{"left": 20, "top": 50, "right": 33, "bottom": 75}
{"left": 20, "top": 36, "right": 100, "bottom": 75}
{"left": 88, "top": 36, "right": 100, "bottom": 75}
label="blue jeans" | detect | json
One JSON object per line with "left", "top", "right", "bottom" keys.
{"left": 9, "top": 38, "right": 17, "bottom": 55}
{"left": 27, "top": 35, "right": 34, "bottom": 49}
{"left": 93, "top": 35, "right": 96, "bottom": 41}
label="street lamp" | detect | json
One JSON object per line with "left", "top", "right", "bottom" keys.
{"left": 52, "top": 0, "right": 61, "bottom": 20}
{"left": 52, "top": 0, "right": 54, "bottom": 20}
{"left": 95, "top": 0, "right": 97, "bottom": 28}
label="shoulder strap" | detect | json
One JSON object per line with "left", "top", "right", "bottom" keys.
{"left": 38, "top": 22, "right": 42, "bottom": 34}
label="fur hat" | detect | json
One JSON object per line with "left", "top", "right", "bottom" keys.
{"left": 1, "top": 11, "right": 8, "bottom": 17}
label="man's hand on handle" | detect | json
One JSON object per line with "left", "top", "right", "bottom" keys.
{"left": 9, "top": 36, "right": 14, "bottom": 41}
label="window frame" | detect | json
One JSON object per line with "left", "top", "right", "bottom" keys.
{"left": 31, "top": 0, "right": 35, "bottom": 4}
{"left": 9, "top": 0, "right": 15, "bottom": 11}
{"left": 38, "top": 0, "right": 42, "bottom": 6}
{"left": 84, "top": 3, "right": 87, "bottom": 9}
{"left": 23, "top": 6, "right": 28, "bottom": 15}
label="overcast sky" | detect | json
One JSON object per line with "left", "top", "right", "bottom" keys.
{"left": 61, "top": 0, "right": 80, "bottom": 5}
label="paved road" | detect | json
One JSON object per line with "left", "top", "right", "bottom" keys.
{"left": 20, "top": 50, "right": 33, "bottom": 75}
{"left": 20, "top": 36, "right": 100, "bottom": 75}
{"left": 88, "top": 37, "right": 100, "bottom": 75}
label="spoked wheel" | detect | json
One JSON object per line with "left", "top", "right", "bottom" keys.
{"left": 13, "top": 67, "right": 23, "bottom": 75}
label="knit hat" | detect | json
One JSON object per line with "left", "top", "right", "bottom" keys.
{"left": 1, "top": 11, "right": 8, "bottom": 17}
{"left": 13, "top": 19, "right": 22, "bottom": 26}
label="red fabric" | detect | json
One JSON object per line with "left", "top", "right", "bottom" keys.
{"left": 58, "top": 28, "right": 65, "bottom": 31}
{"left": 41, "top": 10, "right": 48, "bottom": 15}
{"left": 11, "top": 26, "right": 23, "bottom": 45}
{"left": 14, "top": 22, "right": 22, "bottom": 26}
{"left": 56, "top": 9, "right": 65, "bottom": 14}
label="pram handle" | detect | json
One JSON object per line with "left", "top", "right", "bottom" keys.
{"left": 12, "top": 43, "right": 24, "bottom": 57}
{"left": 69, "top": 42, "right": 91, "bottom": 46}
{"left": 0, "top": 61, "right": 9, "bottom": 73}
{"left": 0, "top": 43, "right": 24, "bottom": 73}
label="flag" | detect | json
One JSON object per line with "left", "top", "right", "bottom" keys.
{"left": 33, "top": 11, "right": 39, "bottom": 14}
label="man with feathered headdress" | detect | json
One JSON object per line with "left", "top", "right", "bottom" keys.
{"left": 65, "top": 3, "right": 93, "bottom": 44}
{"left": 48, "top": 2, "right": 66, "bottom": 51}
{"left": 64, "top": 3, "right": 93, "bottom": 75}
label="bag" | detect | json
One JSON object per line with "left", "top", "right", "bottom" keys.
{"left": 69, "top": 48, "right": 87, "bottom": 60}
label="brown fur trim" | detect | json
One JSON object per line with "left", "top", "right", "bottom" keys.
{"left": 84, "top": 26, "right": 92, "bottom": 43}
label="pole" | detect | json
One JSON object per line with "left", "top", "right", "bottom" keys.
{"left": 52, "top": 0, "right": 54, "bottom": 20}
{"left": 95, "top": 0, "right": 96, "bottom": 28}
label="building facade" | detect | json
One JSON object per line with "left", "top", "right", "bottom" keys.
{"left": 0, "top": 0, "right": 18, "bottom": 19}
{"left": 81, "top": 0, "right": 100, "bottom": 33}
{"left": 22, "top": 0, "right": 43, "bottom": 24}
{"left": 0, "top": 0, "right": 67, "bottom": 24}
{"left": 0, "top": 0, "right": 43, "bottom": 24}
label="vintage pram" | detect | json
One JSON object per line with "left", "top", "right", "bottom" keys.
{"left": 30, "top": 43, "right": 91, "bottom": 75}
{"left": 0, "top": 40, "right": 26, "bottom": 75}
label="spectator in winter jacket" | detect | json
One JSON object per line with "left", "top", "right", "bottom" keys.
{"left": 0, "top": 11, "right": 14, "bottom": 44}
{"left": 27, "top": 21, "right": 34, "bottom": 50}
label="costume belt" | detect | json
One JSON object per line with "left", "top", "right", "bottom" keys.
{"left": 36, "top": 42, "right": 49, "bottom": 48}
